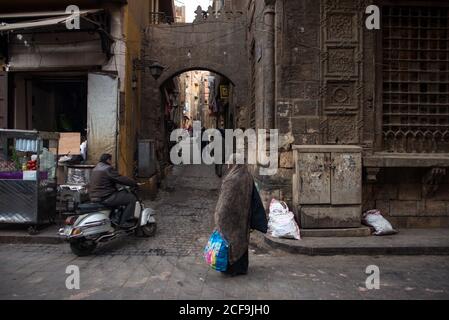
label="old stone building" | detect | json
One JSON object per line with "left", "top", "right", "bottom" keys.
{"left": 246, "top": 0, "right": 449, "bottom": 228}
{"left": 140, "top": 0, "right": 449, "bottom": 229}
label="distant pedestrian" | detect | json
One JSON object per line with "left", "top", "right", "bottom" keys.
{"left": 214, "top": 119, "right": 226, "bottom": 176}
{"left": 201, "top": 126, "right": 207, "bottom": 151}
{"left": 215, "top": 126, "right": 226, "bottom": 177}
{"left": 213, "top": 155, "right": 268, "bottom": 276}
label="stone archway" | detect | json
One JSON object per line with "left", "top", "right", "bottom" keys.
{"left": 140, "top": 8, "right": 249, "bottom": 142}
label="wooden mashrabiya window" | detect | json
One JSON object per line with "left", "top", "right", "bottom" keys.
{"left": 381, "top": 5, "right": 449, "bottom": 153}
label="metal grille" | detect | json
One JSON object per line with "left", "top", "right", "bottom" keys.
{"left": 382, "top": 6, "right": 449, "bottom": 153}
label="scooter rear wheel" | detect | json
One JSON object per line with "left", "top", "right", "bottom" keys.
{"left": 70, "top": 239, "right": 97, "bottom": 256}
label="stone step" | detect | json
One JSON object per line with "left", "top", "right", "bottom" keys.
{"left": 300, "top": 227, "right": 371, "bottom": 237}
{"left": 264, "top": 228, "right": 449, "bottom": 256}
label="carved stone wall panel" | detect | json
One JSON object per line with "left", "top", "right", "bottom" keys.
{"left": 326, "top": 47, "right": 358, "bottom": 78}
{"left": 320, "top": 0, "right": 364, "bottom": 145}
{"left": 326, "top": 82, "right": 355, "bottom": 106}
{"left": 326, "top": 115, "right": 359, "bottom": 144}
{"left": 326, "top": 13, "right": 357, "bottom": 41}
{"left": 324, "top": 81, "right": 359, "bottom": 117}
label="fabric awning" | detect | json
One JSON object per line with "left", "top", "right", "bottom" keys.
{"left": 0, "top": 9, "right": 102, "bottom": 32}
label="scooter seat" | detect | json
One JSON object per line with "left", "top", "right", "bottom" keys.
{"left": 77, "top": 202, "right": 109, "bottom": 213}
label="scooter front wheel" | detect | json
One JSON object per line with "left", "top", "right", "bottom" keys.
{"left": 137, "top": 223, "right": 157, "bottom": 238}
{"left": 70, "top": 239, "right": 97, "bottom": 256}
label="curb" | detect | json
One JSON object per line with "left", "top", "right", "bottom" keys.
{"left": 264, "top": 235, "right": 449, "bottom": 256}
{"left": 0, "top": 235, "right": 64, "bottom": 245}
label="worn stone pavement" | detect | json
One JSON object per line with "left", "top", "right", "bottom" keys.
{"left": 1, "top": 165, "right": 449, "bottom": 300}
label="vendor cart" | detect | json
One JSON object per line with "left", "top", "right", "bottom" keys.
{"left": 0, "top": 129, "right": 60, "bottom": 234}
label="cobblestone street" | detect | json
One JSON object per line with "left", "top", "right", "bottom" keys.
{"left": 1, "top": 165, "right": 449, "bottom": 300}
{"left": 103, "top": 164, "right": 222, "bottom": 257}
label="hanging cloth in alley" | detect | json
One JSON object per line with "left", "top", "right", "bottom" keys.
{"left": 165, "top": 103, "right": 172, "bottom": 117}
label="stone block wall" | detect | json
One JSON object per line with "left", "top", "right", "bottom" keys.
{"left": 276, "top": 0, "right": 322, "bottom": 147}
{"left": 253, "top": 0, "right": 322, "bottom": 211}
{"left": 249, "top": 0, "right": 449, "bottom": 229}
{"left": 363, "top": 168, "right": 449, "bottom": 228}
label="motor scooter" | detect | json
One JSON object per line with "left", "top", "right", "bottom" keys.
{"left": 58, "top": 186, "right": 156, "bottom": 256}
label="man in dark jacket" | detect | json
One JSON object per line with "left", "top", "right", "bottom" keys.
{"left": 89, "top": 154, "right": 138, "bottom": 228}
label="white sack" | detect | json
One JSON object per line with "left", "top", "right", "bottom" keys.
{"left": 362, "top": 209, "right": 398, "bottom": 236}
{"left": 268, "top": 199, "right": 301, "bottom": 240}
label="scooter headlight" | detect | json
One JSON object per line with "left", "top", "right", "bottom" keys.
{"left": 71, "top": 228, "right": 83, "bottom": 236}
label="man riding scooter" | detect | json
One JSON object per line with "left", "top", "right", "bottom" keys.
{"left": 59, "top": 153, "right": 156, "bottom": 256}
{"left": 89, "top": 153, "right": 138, "bottom": 228}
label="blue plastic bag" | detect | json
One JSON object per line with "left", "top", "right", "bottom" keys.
{"left": 203, "top": 230, "right": 229, "bottom": 272}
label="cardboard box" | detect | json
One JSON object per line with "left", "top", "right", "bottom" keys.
{"left": 59, "top": 132, "right": 81, "bottom": 155}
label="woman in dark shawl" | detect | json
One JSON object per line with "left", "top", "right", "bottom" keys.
{"left": 214, "top": 160, "right": 268, "bottom": 276}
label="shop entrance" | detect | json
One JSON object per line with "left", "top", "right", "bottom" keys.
{"left": 32, "top": 78, "right": 87, "bottom": 134}
{"left": 9, "top": 73, "right": 87, "bottom": 136}
{"left": 7, "top": 72, "right": 118, "bottom": 164}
